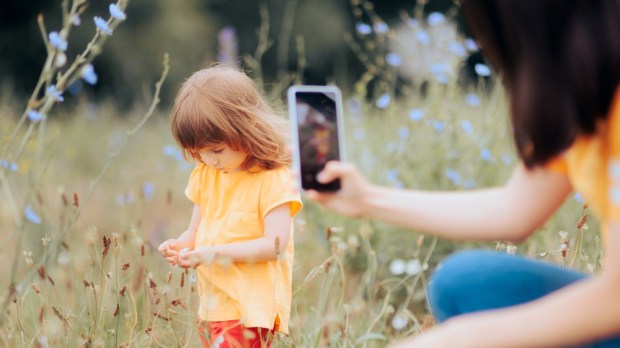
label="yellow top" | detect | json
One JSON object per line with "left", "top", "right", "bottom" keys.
{"left": 185, "top": 163, "right": 302, "bottom": 334}
{"left": 547, "top": 87, "right": 620, "bottom": 243}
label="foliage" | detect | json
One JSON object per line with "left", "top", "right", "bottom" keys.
{"left": 0, "top": 0, "right": 601, "bottom": 347}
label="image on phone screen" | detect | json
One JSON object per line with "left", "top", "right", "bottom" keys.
{"left": 288, "top": 86, "right": 344, "bottom": 192}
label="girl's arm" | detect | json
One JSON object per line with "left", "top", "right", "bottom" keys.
{"left": 177, "top": 203, "right": 291, "bottom": 266}
{"left": 308, "top": 161, "right": 572, "bottom": 242}
{"left": 393, "top": 224, "right": 620, "bottom": 347}
{"left": 158, "top": 204, "right": 200, "bottom": 265}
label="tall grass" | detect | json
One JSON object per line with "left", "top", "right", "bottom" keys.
{"left": 0, "top": 0, "right": 601, "bottom": 347}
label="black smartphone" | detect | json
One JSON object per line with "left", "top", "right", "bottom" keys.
{"left": 288, "top": 85, "right": 345, "bottom": 192}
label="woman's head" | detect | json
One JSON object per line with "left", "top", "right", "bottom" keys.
{"left": 171, "top": 64, "right": 290, "bottom": 170}
{"left": 463, "top": 0, "right": 620, "bottom": 167}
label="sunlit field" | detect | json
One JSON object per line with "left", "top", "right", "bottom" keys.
{"left": 0, "top": 1, "right": 601, "bottom": 347}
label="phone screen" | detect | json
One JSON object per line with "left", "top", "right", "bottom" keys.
{"left": 288, "top": 86, "right": 344, "bottom": 192}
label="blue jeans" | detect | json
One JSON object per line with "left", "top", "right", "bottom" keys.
{"left": 427, "top": 250, "right": 620, "bottom": 347}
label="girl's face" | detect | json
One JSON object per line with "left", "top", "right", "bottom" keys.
{"left": 198, "top": 144, "right": 248, "bottom": 173}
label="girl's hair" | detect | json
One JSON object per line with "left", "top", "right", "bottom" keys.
{"left": 171, "top": 64, "right": 290, "bottom": 171}
{"left": 463, "top": 0, "right": 620, "bottom": 168}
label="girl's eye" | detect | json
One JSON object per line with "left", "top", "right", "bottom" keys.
{"left": 212, "top": 148, "right": 223, "bottom": 154}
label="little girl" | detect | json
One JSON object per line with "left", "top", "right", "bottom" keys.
{"left": 158, "top": 65, "right": 302, "bottom": 347}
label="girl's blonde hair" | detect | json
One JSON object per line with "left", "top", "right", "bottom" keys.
{"left": 171, "top": 64, "right": 290, "bottom": 171}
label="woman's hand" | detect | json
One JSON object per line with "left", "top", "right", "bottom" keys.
{"left": 305, "top": 161, "right": 372, "bottom": 218}
{"left": 158, "top": 238, "right": 180, "bottom": 266}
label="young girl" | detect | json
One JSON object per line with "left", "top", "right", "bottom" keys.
{"left": 307, "top": 1, "right": 620, "bottom": 347}
{"left": 158, "top": 65, "right": 302, "bottom": 347}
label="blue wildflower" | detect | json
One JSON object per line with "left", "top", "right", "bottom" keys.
{"left": 480, "top": 148, "right": 493, "bottom": 161}
{"left": 142, "top": 182, "right": 155, "bottom": 200}
{"left": 445, "top": 169, "right": 461, "bottom": 185}
{"left": 464, "top": 38, "right": 478, "bottom": 52}
{"left": 448, "top": 42, "right": 466, "bottom": 58}
{"left": 474, "top": 63, "right": 491, "bottom": 77}
{"left": 427, "top": 12, "right": 445, "bottom": 26}
{"left": 375, "top": 94, "right": 391, "bottom": 109}
{"left": 0, "top": 160, "right": 17, "bottom": 171}
{"left": 464, "top": 179, "right": 477, "bottom": 189}
{"left": 71, "top": 15, "right": 81, "bottom": 26}
{"left": 81, "top": 64, "right": 98, "bottom": 85}
{"left": 27, "top": 110, "right": 46, "bottom": 122}
{"left": 431, "top": 120, "right": 445, "bottom": 132}
{"left": 163, "top": 144, "right": 178, "bottom": 157}
{"left": 386, "top": 53, "right": 402, "bottom": 67}
{"left": 48, "top": 31, "right": 68, "bottom": 51}
{"left": 356, "top": 23, "right": 372, "bottom": 35}
{"left": 398, "top": 127, "right": 410, "bottom": 139}
{"left": 574, "top": 192, "right": 585, "bottom": 204}
{"left": 46, "top": 85, "right": 64, "bottom": 102}
{"left": 109, "top": 3, "right": 126, "bottom": 20}
{"left": 465, "top": 93, "right": 481, "bottom": 106}
{"left": 387, "top": 169, "right": 399, "bottom": 182}
{"left": 408, "top": 109, "right": 424, "bottom": 122}
{"left": 24, "top": 206, "right": 42, "bottom": 224}
{"left": 501, "top": 154, "right": 512, "bottom": 166}
{"left": 373, "top": 22, "right": 389, "bottom": 33}
{"left": 460, "top": 120, "right": 474, "bottom": 134}
{"left": 415, "top": 30, "right": 431, "bottom": 44}
{"left": 94, "top": 16, "right": 113, "bottom": 35}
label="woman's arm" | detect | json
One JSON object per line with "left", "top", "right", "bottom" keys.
{"left": 177, "top": 203, "right": 291, "bottom": 267}
{"left": 394, "top": 223, "right": 620, "bottom": 347}
{"left": 308, "top": 162, "right": 572, "bottom": 242}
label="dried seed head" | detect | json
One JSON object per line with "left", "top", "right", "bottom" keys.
{"left": 122, "top": 263, "right": 130, "bottom": 271}
{"left": 61, "top": 192, "right": 68, "bottom": 206}
{"left": 113, "top": 304, "right": 119, "bottom": 317}
{"left": 73, "top": 192, "right": 79, "bottom": 208}
{"left": 166, "top": 272, "right": 172, "bottom": 284}
{"left": 119, "top": 286, "right": 126, "bottom": 297}
{"left": 180, "top": 272, "right": 185, "bottom": 288}
{"left": 32, "top": 284, "right": 41, "bottom": 294}
{"left": 37, "top": 266, "right": 46, "bottom": 279}
{"left": 577, "top": 214, "right": 588, "bottom": 229}
{"left": 149, "top": 278, "right": 157, "bottom": 289}
{"left": 47, "top": 276, "right": 55, "bottom": 286}
{"left": 140, "top": 244, "right": 145, "bottom": 257}
{"left": 102, "top": 236, "right": 111, "bottom": 256}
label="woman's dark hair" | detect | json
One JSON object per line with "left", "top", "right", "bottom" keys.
{"left": 463, "top": 0, "right": 620, "bottom": 167}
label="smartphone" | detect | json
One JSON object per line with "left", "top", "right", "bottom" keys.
{"left": 288, "top": 85, "right": 345, "bottom": 192}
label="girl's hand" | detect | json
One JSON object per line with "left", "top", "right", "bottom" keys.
{"left": 305, "top": 161, "right": 371, "bottom": 218}
{"left": 389, "top": 320, "right": 477, "bottom": 348}
{"left": 158, "top": 238, "right": 180, "bottom": 266}
{"left": 177, "top": 246, "right": 215, "bottom": 268}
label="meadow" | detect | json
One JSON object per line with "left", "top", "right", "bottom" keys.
{"left": 0, "top": 1, "right": 601, "bottom": 347}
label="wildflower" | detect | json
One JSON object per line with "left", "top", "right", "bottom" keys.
{"left": 430, "top": 120, "right": 445, "bottom": 132}
{"left": 406, "top": 18, "right": 419, "bottom": 29}
{"left": 391, "top": 313, "right": 408, "bottom": 330}
{"left": 427, "top": 12, "right": 445, "bottom": 26}
{"left": 408, "top": 109, "right": 424, "bottom": 122}
{"left": 448, "top": 41, "right": 466, "bottom": 58}
{"left": 398, "top": 127, "right": 410, "bottom": 139}
{"left": 389, "top": 259, "right": 406, "bottom": 275}
{"left": 0, "top": 159, "right": 17, "bottom": 171}
{"left": 464, "top": 38, "right": 478, "bottom": 52}
{"left": 501, "top": 154, "right": 512, "bottom": 166}
{"left": 474, "top": 63, "right": 491, "bottom": 77}
{"left": 373, "top": 22, "right": 389, "bottom": 34}
{"left": 55, "top": 52, "right": 67, "bottom": 67}
{"left": 385, "top": 52, "right": 402, "bottom": 67}
{"left": 163, "top": 144, "right": 178, "bottom": 157}
{"left": 460, "top": 120, "right": 474, "bottom": 134}
{"left": 48, "top": 31, "right": 67, "bottom": 51}
{"left": 24, "top": 206, "right": 42, "bottom": 224}
{"left": 375, "top": 94, "right": 391, "bottom": 109}
{"left": 27, "top": 110, "right": 46, "bottom": 122}
{"left": 71, "top": 15, "right": 81, "bottom": 26}
{"left": 142, "top": 182, "right": 155, "bottom": 200}
{"left": 415, "top": 30, "right": 431, "bottom": 44}
{"left": 81, "top": 64, "right": 98, "bottom": 85}
{"left": 465, "top": 93, "right": 481, "bottom": 106}
{"left": 574, "top": 192, "right": 585, "bottom": 204}
{"left": 445, "top": 169, "right": 461, "bottom": 185}
{"left": 189, "top": 274, "right": 197, "bottom": 283}
{"left": 355, "top": 22, "right": 372, "bottom": 35}
{"left": 109, "top": 3, "right": 126, "bottom": 20}
{"left": 57, "top": 252, "right": 70, "bottom": 266}
{"left": 480, "top": 148, "right": 493, "bottom": 162}
{"left": 94, "top": 16, "right": 113, "bottom": 35}
{"left": 41, "top": 235, "right": 51, "bottom": 247}
{"left": 386, "top": 169, "right": 399, "bottom": 182}
{"left": 405, "top": 259, "right": 422, "bottom": 275}
{"left": 46, "top": 85, "right": 64, "bottom": 102}
{"left": 217, "top": 26, "right": 238, "bottom": 65}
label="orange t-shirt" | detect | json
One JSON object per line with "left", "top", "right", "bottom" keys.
{"left": 546, "top": 87, "right": 620, "bottom": 243}
{"left": 185, "top": 163, "right": 302, "bottom": 334}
